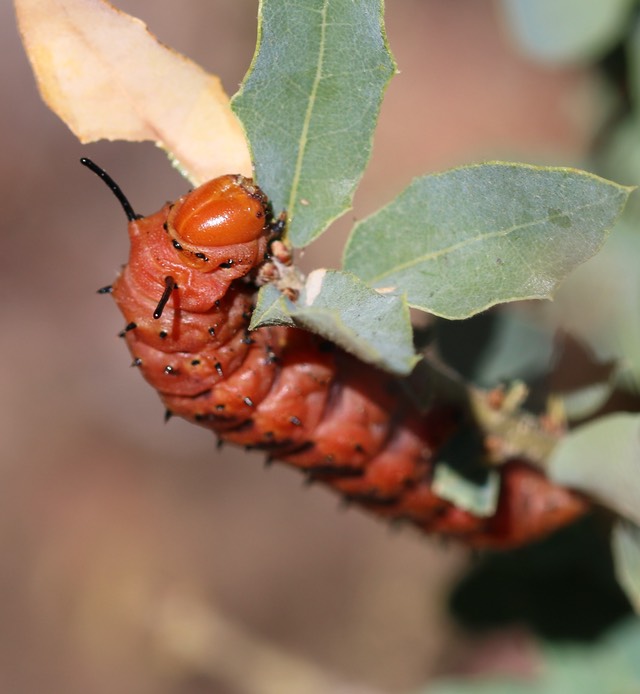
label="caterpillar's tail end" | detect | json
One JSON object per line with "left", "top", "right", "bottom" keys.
{"left": 468, "top": 461, "right": 590, "bottom": 550}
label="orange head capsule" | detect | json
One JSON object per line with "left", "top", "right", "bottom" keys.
{"left": 167, "top": 175, "right": 268, "bottom": 248}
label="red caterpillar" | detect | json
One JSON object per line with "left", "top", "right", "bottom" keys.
{"left": 84, "top": 159, "right": 588, "bottom": 549}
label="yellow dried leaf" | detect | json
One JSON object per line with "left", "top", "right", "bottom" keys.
{"left": 14, "top": 0, "right": 252, "bottom": 184}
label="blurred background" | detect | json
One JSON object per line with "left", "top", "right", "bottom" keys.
{"left": 2, "top": 1, "right": 636, "bottom": 692}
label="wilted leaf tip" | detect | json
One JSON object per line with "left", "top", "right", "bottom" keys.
{"left": 14, "top": 0, "right": 251, "bottom": 183}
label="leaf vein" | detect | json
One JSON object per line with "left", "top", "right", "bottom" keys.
{"left": 366, "top": 194, "right": 618, "bottom": 284}
{"left": 287, "top": 0, "right": 329, "bottom": 214}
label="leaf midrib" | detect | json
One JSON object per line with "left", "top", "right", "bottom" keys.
{"left": 287, "top": 0, "right": 329, "bottom": 217}
{"left": 366, "top": 195, "right": 616, "bottom": 284}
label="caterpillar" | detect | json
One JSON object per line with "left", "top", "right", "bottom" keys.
{"left": 84, "top": 158, "right": 588, "bottom": 549}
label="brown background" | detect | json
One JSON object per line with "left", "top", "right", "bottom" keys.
{"left": 2, "top": 1, "right": 595, "bottom": 692}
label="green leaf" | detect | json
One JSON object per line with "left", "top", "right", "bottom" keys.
{"left": 559, "top": 382, "right": 615, "bottom": 422}
{"left": 430, "top": 424, "right": 500, "bottom": 517}
{"left": 250, "top": 270, "right": 418, "bottom": 376}
{"left": 231, "top": 0, "right": 396, "bottom": 247}
{"left": 470, "top": 309, "right": 555, "bottom": 388}
{"left": 629, "top": 20, "right": 640, "bottom": 115}
{"left": 432, "top": 463, "right": 500, "bottom": 517}
{"left": 250, "top": 282, "right": 296, "bottom": 328}
{"left": 499, "top": 0, "right": 635, "bottom": 64}
{"left": 425, "top": 618, "right": 640, "bottom": 694}
{"left": 343, "top": 163, "right": 632, "bottom": 319}
{"left": 612, "top": 521, "right": 640, "bottom": 615}
{"left": 540, "top": 216, "right": 640, "bottom": 392}
{"left": 546, "top": 413, "right": 640, "bottom": 525}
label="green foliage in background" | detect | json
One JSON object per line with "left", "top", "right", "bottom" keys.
{"left": 425, "top": 618, "right": 640, "bottom": 694}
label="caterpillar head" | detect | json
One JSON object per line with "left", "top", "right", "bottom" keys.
{"left": 165, "top": 174, "right": 270, "bottom": 271}
{"left": 82, "top": 159, "right": 272, "bottom": 314}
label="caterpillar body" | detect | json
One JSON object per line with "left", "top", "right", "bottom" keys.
{"left": 90, "top": 161, "right": 587, "bottom": 549}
